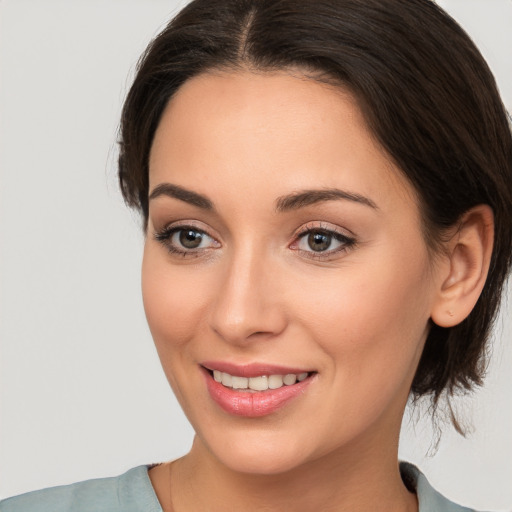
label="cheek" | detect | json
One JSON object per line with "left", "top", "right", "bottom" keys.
{"left": 141, "top": 247, "right": 211, "bottom": 351}
{"left": 141, "top": 246, "right": 218, "bottom": 410}
{"left": 292, "top": 245, "right": 433, "bottom": 384}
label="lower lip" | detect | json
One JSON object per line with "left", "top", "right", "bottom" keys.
{"left": 203, "top": 368, "right": 314, "bottom": 417}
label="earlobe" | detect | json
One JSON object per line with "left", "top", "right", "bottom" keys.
{"left": 430, "top": 204, "right": 494, "bottom": 328}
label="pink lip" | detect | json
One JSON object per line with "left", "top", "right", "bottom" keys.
{"left": 200, "top": 365, "right": 315, "bottom": 418}
{"left": 201, "top": 361, "right": 312, "bottom": 378}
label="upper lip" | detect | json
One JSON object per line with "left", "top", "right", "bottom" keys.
{"left": 201, "top": 361, "right": 313, "bottom": 378}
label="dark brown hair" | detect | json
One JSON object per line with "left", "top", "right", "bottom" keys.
{"left": 118, "top": 0, "right": 512, "bottom": 413}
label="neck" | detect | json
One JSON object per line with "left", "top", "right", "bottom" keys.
{"left": 169, "top": 434, "right": 417, "bottom": 512}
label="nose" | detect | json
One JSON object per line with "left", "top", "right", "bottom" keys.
{"left": 208, "top": 248, "right": 287, "bottom": 345}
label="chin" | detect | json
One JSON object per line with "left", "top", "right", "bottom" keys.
{"left": 198, "top": 428, "right": 314, "bottom": 476}
{"left": 219, "top": 448, "right": 307, "bottom": 476}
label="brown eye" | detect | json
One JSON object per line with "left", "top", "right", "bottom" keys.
{"left": 293, "top": 226, "right": 356, "bottom": 259}
{"left": 154, "top": 225, "right": 219, "bottom": 255}
{"left": 179, "top": 229, "right": 204, "bottom": 249}
{"left": 307, "top": 231, "right": 333, "bottom": 252}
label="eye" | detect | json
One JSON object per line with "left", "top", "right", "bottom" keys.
{"left": 300, "top": 231, "right": 337, "bottom": 252}
{"left": 174, "top": 228, "right": 208, "bottom": 249}
{"left": 154, "top": 224, "right": 220, "bottom": 256}
{"left": 291, "top": 224, "right": 356, "bottom": 259}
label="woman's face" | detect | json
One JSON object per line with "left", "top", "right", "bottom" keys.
{"left": 143, "top": 70, "right": 441, "bottom": 474}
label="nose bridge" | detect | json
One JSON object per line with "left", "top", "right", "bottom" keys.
{"left": 209, "top": 242, "right": 285, "bottom": 344}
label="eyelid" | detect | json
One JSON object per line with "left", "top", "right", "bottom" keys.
{"left": 153, "top": 220, "right": 221, "bottom": 256}
{"left": 154, "top": 219, "right": 221, "bottom": 241}
{"left": 152, "top": 219, "right": 356, "bottom": 260}
{"left": 293, "top": 221, "right": 355, "bottom": 240}
{"left": 289, "top": 221, "right": 357, "bottom": 260}
{"left": 156, "top": 218, "right": 210, "bottom": 231}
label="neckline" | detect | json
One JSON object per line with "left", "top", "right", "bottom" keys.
{"left": 138, "top": 462, "right": 463, "bottom": 512}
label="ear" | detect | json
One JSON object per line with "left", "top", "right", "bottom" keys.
{"left": 430, "top": 204, "right": 494, "bottom": 328}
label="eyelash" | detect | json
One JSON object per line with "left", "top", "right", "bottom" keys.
{"left": 291, "top": 223, "right": 357, "bottom": 260}
{"left": 154, "top": 224, "right": 219, "bottom": 258}
{"left": 153, "top": 222, "right": 357, "bottom": 260}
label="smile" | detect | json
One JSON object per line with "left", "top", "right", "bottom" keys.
{"left": 202, "top": 364, "right": 316, "bottom": 417}
{"left": 212, "top": 370, "right": 309, "bottom": 391}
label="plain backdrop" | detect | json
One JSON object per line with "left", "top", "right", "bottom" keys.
{"left": 1, "top": 0, "right": 511, "bottom": 509}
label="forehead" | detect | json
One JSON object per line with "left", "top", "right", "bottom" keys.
{"left": 149, "top": 70, "right": 417, "bottom": 210}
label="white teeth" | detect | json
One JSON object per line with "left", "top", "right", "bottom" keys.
{"left": 213, "top": 370, "right": 310, "bottom": 391}
{"left": 283, "top": 374, "right": 297, "bottom": 386}
{"left": 221, "top": 373, "right": 232, "bottom": 387}
{"left": 231, "top": 376, "right": 249, "bottom": 389}
{"left": 268, "top": 375, "right": 284, "bottom": 389}
{"left": 248, "top": 375, "right": 268, "bottom": 391}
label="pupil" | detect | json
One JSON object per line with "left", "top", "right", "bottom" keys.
{"left": 308, "top": 231, "right": 331, "bottom": 252}
{"left": 180, "top": 230, "right": 202, "bottom": 249}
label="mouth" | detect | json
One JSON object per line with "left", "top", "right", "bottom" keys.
{"left": 206, "top": 368, "right": 311, "bottom": 392}
{"left": 201, "top": 363, "right": 316, "bottom": 417}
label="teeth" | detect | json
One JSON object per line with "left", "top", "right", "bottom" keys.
{"left": 268, "top": 375, "right": 283, "bottom": 389}
{"left": 213, "top": 371, "right": 310, "bottom": 391}
{"left": 249, "top": 375, "right": 268, "bottom": 391}
{"left": 231, "top": 376, "right": 249, "bottom": 389}
{"left": 283, "top": 374, "right": 297, "bottom": 386}
{"left": 221, "top": 373, "right": 232, "bottom": 387}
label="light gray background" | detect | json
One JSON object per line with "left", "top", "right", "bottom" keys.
{"left": 1, "top": 0, "right": 511, "bottom": 509}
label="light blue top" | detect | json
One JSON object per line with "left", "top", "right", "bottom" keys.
{"left": 0, "top": 462, "right": 480, "bottom": 511}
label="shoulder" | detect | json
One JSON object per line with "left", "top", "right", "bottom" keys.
{"left": 0, "top": 465, "right": 162, "bottom": 512}
{"left": 400, "top": 462, "right": 485, "bottom": 512}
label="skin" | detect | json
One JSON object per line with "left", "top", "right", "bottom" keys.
{"left": 143, "top": 70, "right": 493, "bottom": 512}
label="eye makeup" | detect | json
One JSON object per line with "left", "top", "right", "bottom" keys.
{"left": 154, "top": 222, "right": 221, "bottom": 258}
{"left": 290, "top": 221, "right": 357, "bottom": 261}
{"left": 153, "top": 219, "right": 357, "bottom": 262}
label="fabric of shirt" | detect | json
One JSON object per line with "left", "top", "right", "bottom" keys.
{"left": 0, "top": 462, "right": 481, "bottom": 512}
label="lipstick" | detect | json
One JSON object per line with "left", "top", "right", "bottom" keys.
{"left": 201, "top": 363, "right": 315, "bottom": 417}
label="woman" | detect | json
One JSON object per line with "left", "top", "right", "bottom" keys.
{"left": 2, "top": 0, "right": 511, "bottom": 510}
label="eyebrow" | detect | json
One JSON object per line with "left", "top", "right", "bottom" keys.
{"left": 148, "top": 183, "right": 214, "bottom": 210}
{"left": 148, "top": 183, "right": 378, "bottom": 213}
{"left": 275, "top": 188, "right": 378, "bottom": 212}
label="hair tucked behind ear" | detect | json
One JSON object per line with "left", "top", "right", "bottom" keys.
{"left": 118, "top": 0, "right": 512, "bottom": 427}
